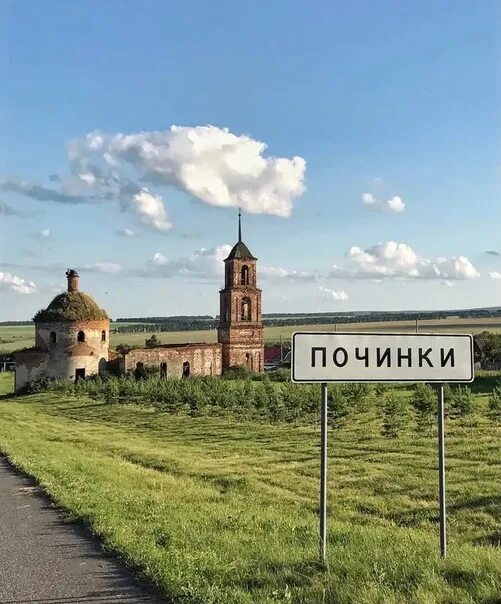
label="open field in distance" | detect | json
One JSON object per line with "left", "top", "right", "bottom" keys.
{"left": 2, "top": 317, "right": 501, "bottom": 353}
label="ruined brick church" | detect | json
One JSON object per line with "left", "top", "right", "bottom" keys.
{"left": 14, "top": 213, "right": 264, "bottom": 391}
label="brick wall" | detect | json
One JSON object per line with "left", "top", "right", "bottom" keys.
{"left": 121, "top": 343, "right": 222, "bottom": 377}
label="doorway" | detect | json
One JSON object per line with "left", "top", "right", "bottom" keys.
{"left": 75, "top": 368, "right": 86, "bottom": 382}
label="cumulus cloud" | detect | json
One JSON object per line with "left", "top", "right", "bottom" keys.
{"left": 116, "top": 228, "right": 136, "bottom": 237}
{"left": 260, "top": 266, "right": 316, "bottom": 281}
{"left": 175, "top": 245, "right": 232, "bottom": 277}
{"left": 0, "top": 271, "right": 37, "bottom": 294}
{"left": 70, "top": 125, "right": 306, "bottom": 218}
{"left": 130, "top": 188, "right": 172, "bottom": 232}
{"left": 319, "top": 286, "right": 349, "bottom": 301}
{"left": 361, "top": 192, "right": 405, "bottom": 213}
{"left": 4, "top": 125, "right": 306, "bottom": 232}
{"left": 330, "top": 241, "right": 480, "bottom": 281}
{"left": 152, "top": 253, "right": 167, "bottom": 266}
{"left": 83, "top": 262, "right": 121, "bottom": 274}
{"left": 386, "top": 196, "right": 405, "bottom": 213}
{"left": 138, "top": 245, "right": 232, "bottom": 279}
{"left": 489, "top": 271, "right": 501, "bottom": 279}
{"left": 361, "top": 192, "right": 376, "bottom": 206}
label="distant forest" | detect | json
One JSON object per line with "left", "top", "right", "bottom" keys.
{"left": 3, "top": 307, "right": 501, "bottom": 330}
{"left": 110, "top": 308, "right": 501, "bottom": 334}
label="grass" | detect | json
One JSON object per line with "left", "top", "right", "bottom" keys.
{"left": 0, "top": 383, "right": 501, "bottom": 603}
{"left": 2, "top": 316, "right": 501, "bottom": 353}
{"left": 0, "top": 372, "right": 14, "bottom": 395}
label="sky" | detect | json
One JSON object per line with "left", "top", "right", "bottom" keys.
{"left": 0, "top": 0, "right": 500, "bottom": 321}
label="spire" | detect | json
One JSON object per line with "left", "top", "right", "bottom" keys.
{"left": 238, "top": 208, "right": 242, "bottom": 242}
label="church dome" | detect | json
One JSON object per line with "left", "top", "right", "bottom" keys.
{"left": 33, "top": 270, "right": 109, "bottom": 323}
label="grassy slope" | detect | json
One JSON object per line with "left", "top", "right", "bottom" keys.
{"left": 2, "top": 317, "right": 501, "bottom": 353}
{"left": 0, "top": 388, "right": 500, "bottom": 603}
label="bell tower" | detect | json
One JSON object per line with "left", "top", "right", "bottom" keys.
{"left": 217, "top": 210, "right": 264, "bottom": 372}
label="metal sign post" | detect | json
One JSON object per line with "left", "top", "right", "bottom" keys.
{"left": 320, "top": 383, "right": 328, "bottom": 563}
{"left": 291, "top": 331, "right": 474, "bottom": 562}
{"left": 437, "top": 384, "right": 447, "bottom": 557}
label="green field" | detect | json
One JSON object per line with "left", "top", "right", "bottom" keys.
{"left": 2, "top": 317, "right": 501, "bottom": 353}
{"left": 0, "top": 380, "right": 500, "bottom": 603}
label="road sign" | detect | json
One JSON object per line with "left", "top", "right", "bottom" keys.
{"left": 292, "top": 332, "right": 474, "bottom": 383}
{"left": 292, "top": 331, "right": 475, "bottom": 563}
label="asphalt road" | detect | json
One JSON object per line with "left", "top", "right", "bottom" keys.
{"left": 0, "top": 456, "right": 166, "bottom": 604}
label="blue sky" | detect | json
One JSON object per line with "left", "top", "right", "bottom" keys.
{"left": 1, "top": 0, "right": 500, "bottom": 321}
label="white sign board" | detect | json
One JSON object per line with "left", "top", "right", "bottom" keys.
{"left": 292, "top": 332, "right": 474, "bottom": 383}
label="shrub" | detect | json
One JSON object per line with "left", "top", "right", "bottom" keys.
{"left": 145, "top": 334, "right": 161, "bottom": 348}
{"left": 488, "top": 386, "right": 501, "bottom": 422}
{"left": 266, "top": 368, "right": 291, "bottom": 382}
{"left": 222, "top": 365, "right": 251, "bottom": 380}
{"left": 374, "top": 383, "right": 388, "bottom": 398}
{"left": 381, "top": 391, "right": 408, "bottom": 438}
{"left": 328, "top": 386, "right": 350, "bottom": 429}
{"left": 410, "top": 384, "right": 436, "bottom": 431}
{"left": 342, "top": 383, "right": 373, "bottom": 412}
{"left": 26, "top": 375, "right": 58, "bottom": 394}
{"left": 449, "top": 386, "right": 475, "bottom": 418}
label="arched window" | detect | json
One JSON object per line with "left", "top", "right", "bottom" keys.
{"left": 98, "top": 358, "right": 107, "bottom": 376}
{"left": 101, "top": 330, "right": 106, "bottom": 342}
{"left": 160, "top": 362, "right": 167, "bottom": 379}
{"left": 182, "top": 361, "right": 190, "bottom": 378}
{"left": 241, "top": 297, "right": 251, "bottom": 321}
{"left": 77, "top": 331, "right": 85, "bottom": 342}
{"left": 241, "top": 265, "right": 249, "bottom": 285}
{"left": 50, "top": 331, "right": 57, "bottom": 344}
{"left": 245, "top": 352, "right": 253, "bottom": 370}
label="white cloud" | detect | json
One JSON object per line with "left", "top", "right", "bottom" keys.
{"left": 116, "top": 228, "right": 136, "bottom": 237}
{"left": 330, "top": 241, "right": 480, "bottom": 281}
{"left": 31, "top": 228, "right": 52, "bottom": 241}
{"left": 143, "top": 245, "right": 232, "bottom": 279}
{"left": 71, "top": 125, "right": 306, "bottom": 218}
{"left": 489, "top": 271, "right": 501, "bottom": 279}
{"left": 260, "top": 266, "right": 316, "bottom": 281}
{"left": 386, "top": 196, "right": 405, "bottom": 213}
{"left": 319, "top": 286, "right": 348, "bottom": 301}
{"left": 176, "top": 245, "right": 232, "bottom": 277}
{"left": 361, "top": 192, "right": 405, "bottom": 213}
{"left": 361, "top": 192, "right": 376, "bottom": 206}
{"left": 6, "top": 125, "right": 306, "bottom": 232}
{"left": 0, "top": 271, "right": 37, "bottom": 294}
{"left": 131, "top": 188, "right": 172, "bottom": 232}
{"left": 83, "top": 262, "right": 121, "bottom": 274}
{"left": 153, "top": 253, "right": 167, "bottom": 266}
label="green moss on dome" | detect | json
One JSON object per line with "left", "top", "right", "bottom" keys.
{"left": 33, "top": 291, "right": 109, "bottom": 323}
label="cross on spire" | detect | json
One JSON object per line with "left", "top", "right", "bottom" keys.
{"left": 238, "top": 208, "right": 242, "bottom": 242}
